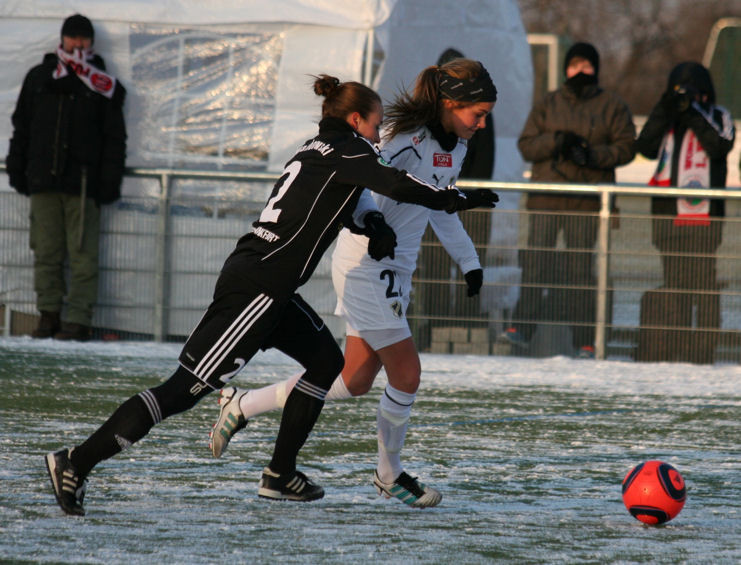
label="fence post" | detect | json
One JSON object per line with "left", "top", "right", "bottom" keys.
{"left": 594, "top": 189, "right": 612, "bottom": 359}
{"left": 153, "top": 173, "right": 170, "bottom": 342}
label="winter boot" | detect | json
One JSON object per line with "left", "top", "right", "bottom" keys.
{"left": 54, "top": 322, "right": 92, "bottom": 342}
{"left": 32, "top": 311, "right": 61, "bottom": 339}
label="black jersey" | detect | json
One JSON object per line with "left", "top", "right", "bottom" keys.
{"left": 222, "top": 117, "right": 458, "bottom": 297}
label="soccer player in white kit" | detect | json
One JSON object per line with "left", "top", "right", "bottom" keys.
{"left": 210, "top": 59, "right": 498, "bottom": 507}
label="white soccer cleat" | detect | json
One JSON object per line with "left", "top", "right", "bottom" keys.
{"left": 373, "top": 470, "right": 442, "bottom": 508}
{"left": 209, "top": 387, "right": 248, "bottom": 458}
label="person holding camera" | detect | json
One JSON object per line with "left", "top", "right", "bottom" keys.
{"left": 502, "top": 42, "right": 635, "bottom": 357}
{"left": 635, "top": 61, "right": 735, "bottom": 363}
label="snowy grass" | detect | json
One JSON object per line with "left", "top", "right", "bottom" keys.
{"left": 0, "top": 337, "right": 739, "bottom": 564}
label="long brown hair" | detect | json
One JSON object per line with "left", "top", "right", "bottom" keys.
{"left": 313, "top": 74, "right": 381, "bottom": 121}
{"left": 384, "top": 58, "right": 489, "bottom": 140}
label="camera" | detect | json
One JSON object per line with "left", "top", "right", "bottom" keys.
{"left": 672, "top": 84, "right": 698, "bottom": 113}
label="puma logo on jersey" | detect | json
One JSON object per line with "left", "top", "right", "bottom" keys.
{"left": 433, "top": 153, "right": 452, "bottom": 167}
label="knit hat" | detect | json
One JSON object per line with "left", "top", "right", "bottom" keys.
{"left": 61, "top": 14, "right": 94, "bottom": 40}
{"left": 563, "top": 42, "right": 599, "bottom": 78}
{"left": 667, "top": 61, "right": 716, "bottom": 104}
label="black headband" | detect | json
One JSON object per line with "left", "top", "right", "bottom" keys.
{"left": 438, "top": 63, "right": 497, "bottom": 103}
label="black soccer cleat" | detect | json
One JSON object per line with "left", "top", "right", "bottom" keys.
{"left": 257, "top": 467, "right": 324, "bottom": 502}
{"left": 45, "top": 448, "right": 88, "bottom": 516}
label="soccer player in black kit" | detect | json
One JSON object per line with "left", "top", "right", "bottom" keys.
{"left": 45, "top": 74, "right": 498, "bottom": 515}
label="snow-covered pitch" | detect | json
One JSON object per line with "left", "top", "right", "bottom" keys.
{"left": 1, "top": 337, "right": 738, "bottom": 564}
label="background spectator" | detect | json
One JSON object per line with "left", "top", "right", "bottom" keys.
{"left": 502, "top": 42, "right": 635, "bottom": 358}
{"left": 5, "top": 14, "right": 127, "bottom": 341}
{"left": 635, "top": 61, "right": 735, "bottom": 363}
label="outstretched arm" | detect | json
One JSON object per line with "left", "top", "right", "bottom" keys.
{"left": 335, "top": 138, "right": 498, "bottom": 213}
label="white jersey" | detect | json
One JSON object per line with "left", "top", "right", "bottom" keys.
{"left": 333, "top": 126, "right": 481, "bottom": 278}
{"left": 332, "top": 125, "right": 481, "bottom": 331}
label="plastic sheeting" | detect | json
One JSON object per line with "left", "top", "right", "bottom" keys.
{"left": 1, "top": 0, "right": 532, "bottom": 185}
{"left": 0, "top": 1, "right": 534, "bottom": 337}
{"left": 0, "top": 0, "right": 394, "bottom": 28}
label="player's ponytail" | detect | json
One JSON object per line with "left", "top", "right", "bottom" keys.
{"left": 383, "top": 66, "right": 439, "bottom": 139}
{"left": 312, "top": 74, "right": 381, "bottom": 122}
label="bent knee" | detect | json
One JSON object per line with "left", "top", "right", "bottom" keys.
{"left": 387, "top": 371, "right": 421, "bottom": 394}
{"left": 346, "top": 377, "right": 374, "bottom": 397}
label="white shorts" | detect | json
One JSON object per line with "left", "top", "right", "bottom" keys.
{"left": 345, "top": 322, "right": 411, "bottom": 351}
{"left": 332, "top": 257, "right": 412, "bottom": 334}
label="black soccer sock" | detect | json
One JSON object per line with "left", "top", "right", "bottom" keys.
{"left": 70, "top": 393, "right": 156, "bottom": 477}
{"left": 70, "top": 366, "right": 210, "bottom": 477}
{"left": 268, "top": 380, "right": 327, "bottom": 475}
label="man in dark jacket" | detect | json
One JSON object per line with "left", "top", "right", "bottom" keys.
{"left": 6, "top": 14, "right": 127, "bottom": 341}
{"left": 635, "top": 62, "right": 734, "bottom": 363}
{"left": 502, "top": 42, "right": 635, "bottom": 357}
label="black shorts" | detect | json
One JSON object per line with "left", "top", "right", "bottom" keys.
{"left": 179, "top": 289, "right": 337, "bottom": 389}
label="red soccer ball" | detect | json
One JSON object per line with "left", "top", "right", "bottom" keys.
{"left": 622, "top": 460, "right": 686, "bottom": 525}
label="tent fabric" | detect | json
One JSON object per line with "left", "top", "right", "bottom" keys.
{"left": 0, "top": 0, "right": 533, "bottom": 336}
{"left": 1, "top": 0, "right": 532, "bottom": 183}
{"left": 0, "top": 0, "right": 394, "bottom": 28}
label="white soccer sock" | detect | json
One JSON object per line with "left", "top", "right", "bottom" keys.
{"left": 325, "top": 375, "right": 353, "bottom": 400}
{"left": 376, "top": 384, "right": 415, "bottom": 484}
{"left": 238, "top": 372, "right": 301, "bottom": 419}
{"left": 237, "top": 371, "right": 352, "bottom": 419}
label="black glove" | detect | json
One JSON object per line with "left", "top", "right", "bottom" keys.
{"left": 568, "top": 137, "right": 590, "bottom": 167}
{"left": 363, "top": 211, "right": 397, "bottom": 261}
{"left": 659, "top": 89, "right": 688, "bottom": 122}
{"left": 555, "top": 130, "right": 579, "bottom": 155}
{"left": 445, "top": 188, "right": 499, "bottom": 213}
{"left": 555, "top": 131, "right": 590, "bottom": 166}
{"left": 464, "top": 268, "right": 483, "bottom": 297}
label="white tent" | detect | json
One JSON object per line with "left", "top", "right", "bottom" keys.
{"left": 0, "top": 0, "right": 532, "bottom": 337}
{"left": 0, "top": 0, "right": 532, "bottom": 183}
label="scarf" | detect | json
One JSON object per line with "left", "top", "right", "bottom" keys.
{"left": 649, "top": 126, "right": 711, "bottom": 226}
{"left": 53, "top": 46, "right": 117, "bottom": 99}
{"left": 564, "top": 72, "right": 598, "bottom": 98}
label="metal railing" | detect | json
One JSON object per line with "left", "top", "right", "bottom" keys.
{"left": 2, "top": 163, "right": 740, "bottom": 362}
{"left": 459, "top": 180, "right": 741, "bottom": 360}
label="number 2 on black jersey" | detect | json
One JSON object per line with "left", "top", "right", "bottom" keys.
{"left": 259, "top": 161, "right": 302, "bottom": 223}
